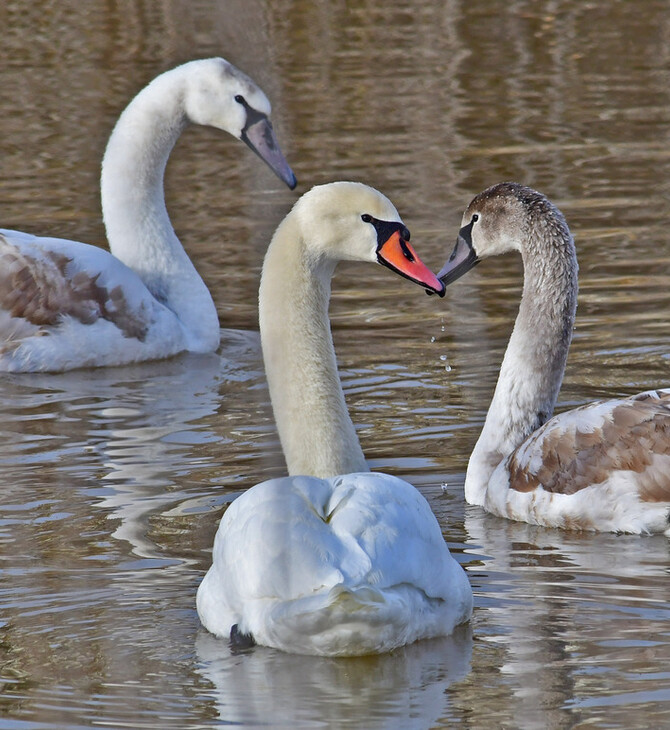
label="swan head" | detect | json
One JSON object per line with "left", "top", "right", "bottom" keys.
{"left": 438, "top": 182, "right": 572, "bottom": 287}
{"left": 291, "top": 182, "right": 445, "bottom": 295}
{"left": 182, "top": 58, "right": 297, "bottom": 189}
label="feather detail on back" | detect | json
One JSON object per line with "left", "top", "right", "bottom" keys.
{"left": 507, "top": 392, "right": 670, "bottom": 502}
{"left": 0, "top": 233, "right": 150, "bottom": 343}
{"left": 197, "top": 473, "right": 472, "bottom": 656}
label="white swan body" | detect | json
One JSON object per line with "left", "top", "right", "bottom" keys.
{"left": 197, "top": 472, "right": 472, "bottom": 655}
{"left": 438, "top": 181, "right": 670, "bottom": 534}
{"left": 197, "top": 182, "right": 472, "bottom": 656}
{"left": 0, "top": 58, "right": 296, "bottom": 372}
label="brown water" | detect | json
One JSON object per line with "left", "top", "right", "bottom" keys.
{"left": 1, "top": 1, "right": 669, "bottom": 728}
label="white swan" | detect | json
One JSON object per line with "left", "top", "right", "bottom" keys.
{"left": 197, "top": 182, "right": 473, "bottom": 656}
{"left": 438, "top": 181, "right": 670, "bottom": 534}
{"left": 0, "top": 58, "right": 296, "bottom": 372}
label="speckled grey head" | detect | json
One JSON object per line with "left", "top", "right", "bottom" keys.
{"left": 438, "top": 182, "right": 572, "bottom": 286}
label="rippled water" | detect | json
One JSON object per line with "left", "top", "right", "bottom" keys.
{"left": 1, "top": 1, "right": 669, "bottom": 728}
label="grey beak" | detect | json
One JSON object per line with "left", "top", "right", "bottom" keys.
{"left": 437, "top": 228, "right": 480, "bottom": 287}
{"left": 241, "top": 116, "right": 297, "bottom": 190}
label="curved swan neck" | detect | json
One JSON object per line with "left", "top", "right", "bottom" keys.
{"left": 259, "top": 215, "right": 367, "bottom": 478}
{"left": 100, "top": 66, "right": 218, "bottom": 349}
{"left": 101, "top": 69, "right": 187, "bottom": 267}
{"left": 467, "top": 205, "right": 578, "bottom": 498}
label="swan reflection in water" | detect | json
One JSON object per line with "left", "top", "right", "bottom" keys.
{"left": 461, "top": 506, "right": 670, "bottom": 727}
{"left": 195, "top": 626, "right": 472, "bottom": 729}
{"left": 5, "top": 328, "right": 264, "bottom": 563}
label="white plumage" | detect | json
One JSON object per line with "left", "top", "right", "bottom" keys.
{"left": 197, "top": 182, "right": 472, "bottom": 656}
{"left": 198, "top": 473, "right": 472, "bottom": 656}
{"left": 0, "top": 58, "right": 295, "bottom": 372}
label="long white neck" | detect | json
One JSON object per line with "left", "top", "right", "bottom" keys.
{"left": 466, "top": 222, "right": 578, "bottom": 503}
{"left": 259, "top": 214, "right": 368, "bottom": 478}
{"left": 100, "top": 67, "right": 218, "bottom": 350}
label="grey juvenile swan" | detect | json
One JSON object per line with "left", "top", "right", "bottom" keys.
{"left": 438, "top": 181, "right": 670, "bottom": 535}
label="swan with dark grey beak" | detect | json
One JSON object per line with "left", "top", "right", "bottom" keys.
{"left": 439, "top": 181, "right": 670, "bottom": 534}
{"left": 0, "top": 58, "right": 296, "bottom": 372}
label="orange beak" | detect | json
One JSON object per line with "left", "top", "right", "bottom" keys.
{"left": 377, "top": 231, "right": 445, "bottom": 297}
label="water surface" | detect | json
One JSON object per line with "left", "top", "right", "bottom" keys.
{"left": 0, "top": 1, "right": 669, "bottom": 728}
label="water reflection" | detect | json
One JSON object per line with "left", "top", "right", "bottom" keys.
{"left": 463, "top": 510, "right": 670, "bottom": 728}
{"left": 0, "top": 329, "right": 265, "bottom": 561}
{"left": 196, "top": 627, "right": 472, "bottom": 729}
{"left": 2, "top": 0, "right": 670, "bottom": 727}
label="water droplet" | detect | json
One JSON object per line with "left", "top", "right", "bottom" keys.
{"left": 439, "top": 354, "right": 447, "bottom": 361}
{"left": 430, "top": 336, "right": 436, "bottom": 343}
{"left": 441, "top": 482, "right": 448, "bottom": 492}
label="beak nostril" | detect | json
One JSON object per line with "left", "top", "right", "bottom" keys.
{"left": 399, "top": 238, "right": 415, "bottom": 263}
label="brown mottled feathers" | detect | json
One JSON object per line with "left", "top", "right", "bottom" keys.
{"left": 0, "top": 236, "right": 148, "bottom": 341}
{"left": 507, "top": 392, "right": 670, "bottom": 501}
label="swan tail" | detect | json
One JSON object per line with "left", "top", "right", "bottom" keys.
{"left": 249, "top": 583, "right": 463, "bottom": 657}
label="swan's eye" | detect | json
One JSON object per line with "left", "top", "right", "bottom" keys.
{"left": 235, "top": 94, "right": 245, "bottom": 104}
{"left": 471, "top": 213, "right": 479, "bottom": 224}
{"left": 361, "top": 214, "right": 373, "bottom": 223}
